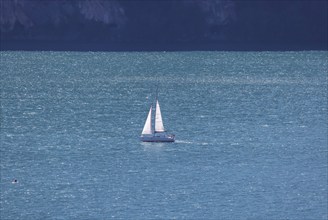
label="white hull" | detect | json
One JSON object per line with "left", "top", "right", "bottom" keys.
{"left": 140, "top": 133, "right": 175, "bottom": 142}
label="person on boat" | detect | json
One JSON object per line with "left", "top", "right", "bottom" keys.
{"left": 12, "top": 179, "right": 18, "bottom": 184}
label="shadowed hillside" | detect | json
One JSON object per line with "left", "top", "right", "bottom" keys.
{"left": 1, "top": 0, "right": 327, "bottom": 50}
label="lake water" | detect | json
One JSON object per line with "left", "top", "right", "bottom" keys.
{"left": 1, "top": 51, "right": 327, "bottom": 219}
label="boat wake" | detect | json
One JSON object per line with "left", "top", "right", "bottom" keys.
{"left": 175, "top": 140, "right": 192, "bottom": 144}
{"left": 175, "top": 140, "right": 209, "bottom": 145}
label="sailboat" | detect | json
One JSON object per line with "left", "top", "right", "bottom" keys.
{"left": 140, "top": 94, "right": 175, "bottom": 142}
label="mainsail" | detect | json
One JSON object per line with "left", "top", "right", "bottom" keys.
{"left": 155, "top": 100, "right": 165, "bottom": 132}
{"left": 141, "top": 106, "right": 152, "bottom": 135}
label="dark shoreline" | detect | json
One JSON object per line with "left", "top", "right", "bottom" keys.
{"left": 1, "top": 40, "right": 327, "bottom": 52}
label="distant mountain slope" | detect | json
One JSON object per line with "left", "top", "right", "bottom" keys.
{"left": 1, "top": 0, "right": 327, "bottom": 50}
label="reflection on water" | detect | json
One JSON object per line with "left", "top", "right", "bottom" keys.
{"left": 1, "top": 51, "right": 327, "bottom": 220}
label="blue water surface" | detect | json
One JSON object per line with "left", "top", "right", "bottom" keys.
{"left": 1, "top": 51, "right": 327, "bottom": 219}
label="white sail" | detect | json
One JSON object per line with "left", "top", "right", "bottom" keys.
{"left": 141, "top": 106, "right": 153, "bottom": 135}
{"left": 155, "top": 100, "right": 165, "bottom": 132}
